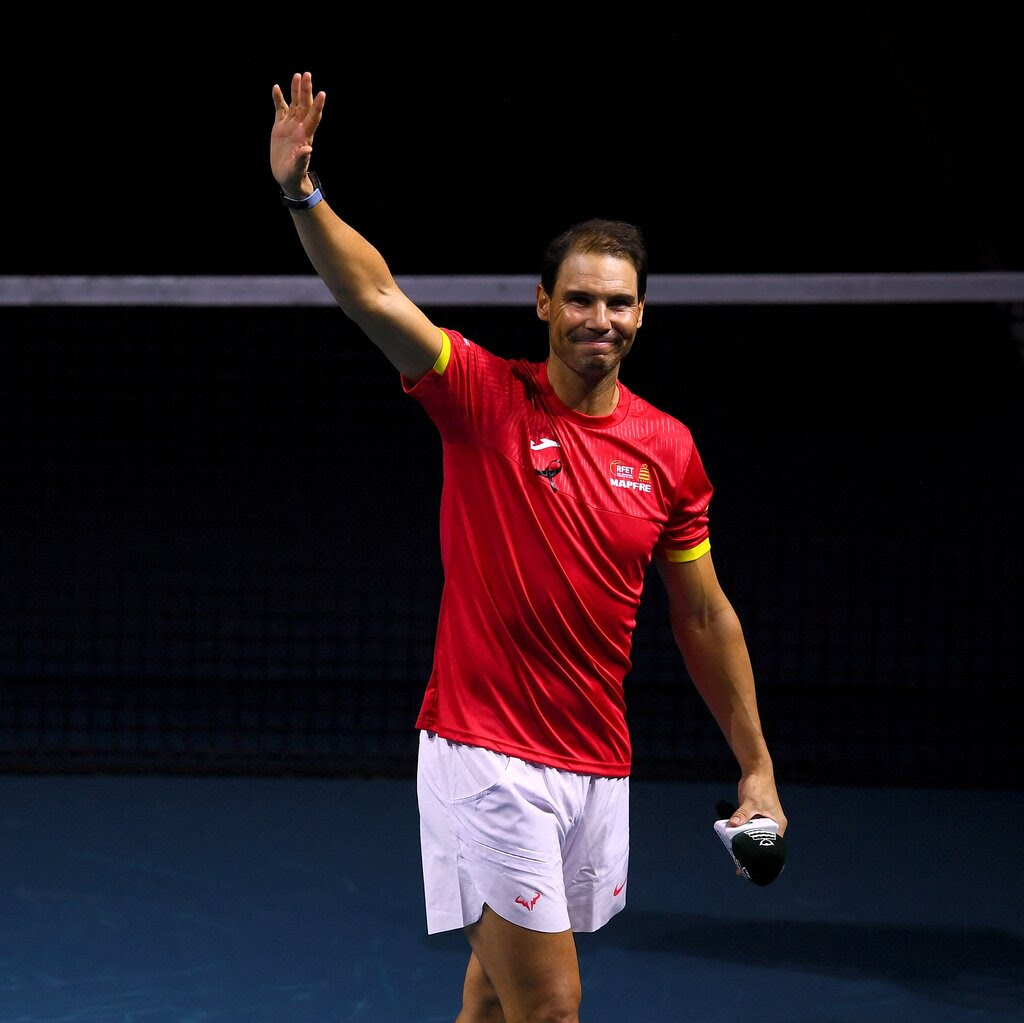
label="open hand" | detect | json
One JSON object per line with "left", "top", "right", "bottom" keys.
{"left": 270, "top": 71, "right": 326, "bottom": 195}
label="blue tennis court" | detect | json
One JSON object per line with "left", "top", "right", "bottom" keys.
{"left": 2, "top": 774, "right": 1020, "bottom": 1022}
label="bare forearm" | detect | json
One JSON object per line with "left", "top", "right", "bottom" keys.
{"left": 675, "top": 605, "right": 773, "bottom": 774}
{"left": 290, "top": 200, "right": 397, "bottom": 316}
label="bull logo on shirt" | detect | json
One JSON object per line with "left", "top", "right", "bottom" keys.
{"left": 530, "top": 437, "right": 563, "bottom": 491}
{"left": 535, "top": 458, "right": 562, "bottom": 491}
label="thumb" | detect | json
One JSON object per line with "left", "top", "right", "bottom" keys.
{"left": 729, "top": 804, "right": 757, "bottom": 828}
{"left": 715, "top": 799, "right": 754, "bottom": 829}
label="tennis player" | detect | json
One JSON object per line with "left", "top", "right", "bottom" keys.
{"left": 271, "top": 70, "right": 787, "bottom": 1023}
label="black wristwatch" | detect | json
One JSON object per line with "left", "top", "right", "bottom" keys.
{"left": 280, "top": 172, "right": 324, "bottom": 211}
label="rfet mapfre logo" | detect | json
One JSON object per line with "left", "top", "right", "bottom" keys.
{"left": 609, "top": 459, "right": 652, "bottom": 493}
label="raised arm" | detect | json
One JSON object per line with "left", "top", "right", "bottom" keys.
{"left": 270, "top": 71, "right": 442, "bottom": 381}
{"left": 655, "top": 552, "right": 787, "bottom": 835}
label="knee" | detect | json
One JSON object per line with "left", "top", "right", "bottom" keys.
{"left": 531, "top": 1006, "right": 580, "bottom": 1023}
{"left": 457, "top": 986, "right": 505, "bottom": 1023}
{"left": 513, "top": 980, "right": 582, "bottom": 1023}
{"left": 462, "top": 967, "right": 580, "bottom": 1023}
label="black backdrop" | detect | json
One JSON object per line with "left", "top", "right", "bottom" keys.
{"left": 2, "top": 300, "right": 1019, "bottom": 787}
{"left": 5, "top": 8, "right": 1021, "bottom": 277}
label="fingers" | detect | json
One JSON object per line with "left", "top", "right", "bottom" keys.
{"left": 272, "top": 83, "right": 287, "bottom": 117}
{"left": 292, "top": 71, "right": 318, "bottom": 110}
{"left": 273, "top": 72, "right": 326, "bottom": 141}
{"left": 274, "top": 73, "right": 314, "bottom": 112}
{"left": 272, "top": 77, "right": 300, "bottom": 122}
{"left": 306, "top": 90, "right": 326, "bottom": 132}
{"left": 729, "top": 803, "right": 786, "bottom": 836}
{"left": 276, "top": 73, "right": 324, "bottom": 121}
{"left": 734, "top": 777, "right": 787, "bottom": 836}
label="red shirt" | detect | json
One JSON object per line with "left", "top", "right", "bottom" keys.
{"left": 405, "top": 328, "right": 713, "bottom": 776}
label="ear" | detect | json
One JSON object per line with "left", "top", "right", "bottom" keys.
{"left": 636, "top": 297, "right": 645, "bottom": 329}
{"left": 536, "top": 283, "right": 550, "bottom": 322}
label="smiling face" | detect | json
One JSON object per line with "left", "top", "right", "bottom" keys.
{"left": 536, "top": 250, "right": 645, "bottom": 410}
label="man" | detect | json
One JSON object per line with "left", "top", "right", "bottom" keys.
{"left": 270, "top": 70, "right": 786, "bottom": 1023}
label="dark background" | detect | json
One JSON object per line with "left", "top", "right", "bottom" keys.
{"left": 2, "top": 9, "right": 1021, "bottom": 788}
{"left": 5, "top": 6, "right": 1022, "bottom": 275}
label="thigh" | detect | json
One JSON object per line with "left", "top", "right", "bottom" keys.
{"left": 464, "top": 906, "right": 581, "bottom": 1023}
{"left": 420, "top": 734, "right": 577, "bottom": 934}
{"left": 458, "top": 951, "right": 505, "bottom": 1023}
{"left": 418, "top": 731, "right": 512, "bottom": 935}
{"left": 563, "top": 774, "right": 630, "bottom": 932}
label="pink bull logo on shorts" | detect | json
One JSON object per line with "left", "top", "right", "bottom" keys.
{"left": 515, "top": 891, "right": 542, "bottom": 911}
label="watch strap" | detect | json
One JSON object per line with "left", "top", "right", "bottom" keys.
{"left": 280, "top": 172, "right": 324, "bottom": 211}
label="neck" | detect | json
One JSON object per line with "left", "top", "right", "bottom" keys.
{"left": 546, "top": 361, "right": 620, "bottom": 417}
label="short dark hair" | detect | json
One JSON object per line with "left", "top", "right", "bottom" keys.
{"left": 540, "top": 219, "right": 648, "bottom": 301}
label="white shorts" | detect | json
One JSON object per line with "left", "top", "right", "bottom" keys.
{"left": 416, "top": 730, "right": 630, "bottom": 935}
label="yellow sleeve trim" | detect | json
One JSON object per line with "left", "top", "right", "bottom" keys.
{"left": 660, "top": 538, "right": 711, "bottom": 563}
{"left": 432, "top": 327, "right": 451, "bottom": 375}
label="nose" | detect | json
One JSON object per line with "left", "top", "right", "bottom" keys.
{"left": 586, "top": 303, "right": 612, "bottom": 331}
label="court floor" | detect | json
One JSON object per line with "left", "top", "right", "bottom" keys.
{"left": 1, "top": 774, "right": 1020, "bottom": 1022}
